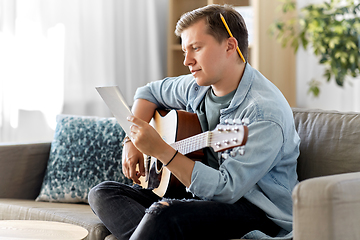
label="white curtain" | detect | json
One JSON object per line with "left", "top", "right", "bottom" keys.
{"left": 296, "top": 0, "right": 360, "bottom": 112}
{"left": 0, "top": 0, "right": 168, "bottom": 142}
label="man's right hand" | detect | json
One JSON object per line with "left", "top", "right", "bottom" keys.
{"left": 122, "top": 98, "right": 158, "bottom": 184}
{"left": 122, "top": 140, "right": 145, "bottom": 184}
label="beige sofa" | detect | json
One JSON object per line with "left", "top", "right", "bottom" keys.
{"left": 0, "top": 108, "right": 360, "bottom": 240}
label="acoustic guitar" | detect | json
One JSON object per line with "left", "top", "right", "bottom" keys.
{"left": 138, "top": 109, "right": 248, "bottom": 198}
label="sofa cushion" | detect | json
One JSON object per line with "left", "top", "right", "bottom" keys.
{"left": 0, "top": 142, "right": 51, "bottom": 199}
{"left": 292, "top": 172, "right": 360, "bottom": 240}
{"left": 292, "top": 108, "right": 360, "bottom": 181}
{"left": 36, "top": 115, "right": 132, "bottom": 203}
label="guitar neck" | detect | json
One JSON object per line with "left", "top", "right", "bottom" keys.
{"left": 153, "top": 109, "right": 247, "bottom": 157}
{"left": 170, "top": 131, "right": 211, "bottom": 155}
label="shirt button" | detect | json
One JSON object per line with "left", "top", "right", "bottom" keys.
{"left": 195, "top": 87, "right": 198, "bottom": 91}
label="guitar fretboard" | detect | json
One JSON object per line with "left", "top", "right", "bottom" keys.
{"left": 170, "top": 131, "right": 212, "bottom": 155}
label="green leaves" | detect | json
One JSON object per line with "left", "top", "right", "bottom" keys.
{"left": 270, "top": 0, "right": 360, "bottom": 97}
{"left": 308, "top": 79, "right": 321, "bottom": 97}
{"left": 279, "top": 0, "right": 296, "bottom": 12}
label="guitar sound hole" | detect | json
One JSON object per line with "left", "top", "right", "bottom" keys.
{"left": 155, "top": 160, "right": 163, "bottom": 174}
{"left": 148, "top": 162, "right": 161, "bottom": 189}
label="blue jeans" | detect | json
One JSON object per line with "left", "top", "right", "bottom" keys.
{"left": 88, "top": 181, "right": 280, "bottom": 240}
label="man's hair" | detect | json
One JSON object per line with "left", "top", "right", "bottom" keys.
{"left": 175, "top": 4, "right": 248, "bottom": 61}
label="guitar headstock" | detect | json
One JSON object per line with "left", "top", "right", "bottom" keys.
{"left": 210, "top": 119, "right": 249, "bottom": 153}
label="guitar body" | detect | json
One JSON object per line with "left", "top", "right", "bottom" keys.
{"left": 140, "top": 110, "right": 203, "bottom": 198}
{"left": 138, "top": 109, "right": 248, "bottom": 198}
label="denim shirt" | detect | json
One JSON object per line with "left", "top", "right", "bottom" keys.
{"left": 134, "top": 63, "right": 300, "bottom": 237}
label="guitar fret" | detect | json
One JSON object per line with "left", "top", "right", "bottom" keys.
{"left": 171, "top": 132, "right": 211, "bottom": 155}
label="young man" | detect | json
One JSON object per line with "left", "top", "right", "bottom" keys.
{"left": 89, "top": 4, "right": 300, "bottom": 240}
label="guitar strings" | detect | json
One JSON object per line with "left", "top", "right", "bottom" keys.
{"left": 171, "top": 132, "right": 210, "bottom": 155}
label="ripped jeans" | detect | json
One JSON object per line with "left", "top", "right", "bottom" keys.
{"left": 88, "top": 181, "right": 280, "bottom": 240}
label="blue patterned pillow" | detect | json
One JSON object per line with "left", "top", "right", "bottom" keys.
{"left": 36, "top": 115, "right": 132, "bottom": 203}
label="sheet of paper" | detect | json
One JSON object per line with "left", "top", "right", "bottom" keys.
{"left": 96, "top": 86, "right": 133, "bottom": 136}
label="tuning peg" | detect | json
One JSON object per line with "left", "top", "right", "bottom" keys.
{"left": 221, "top": 152, "right": 229, "bottom": 160}
{"left": 232, "top": 127, "right": 240, "bottom": 132}
{"left": 234, "top": 119, "right": 241, "bottom": 125}
{"left": 238, "top": 146, "right": 245, "bottom": 155}
{"left": 230, "top": 149, "right": 237, "bottom": 157}
{"left": 241, "top": 118, "right": 250, "bottom": 126}
{"left": 224, "top": 119, "right": 233, "bottom": 125}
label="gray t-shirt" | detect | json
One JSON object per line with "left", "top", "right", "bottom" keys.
{"left": 196, "top": 87, "right": 236, "bottom": 169}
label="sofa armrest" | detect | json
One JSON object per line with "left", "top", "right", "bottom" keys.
{"left": 293, "top": 172, "right": 360, "bottom": 240}
{"left": 0, "top": 142, "right": 51, "bottom": 199}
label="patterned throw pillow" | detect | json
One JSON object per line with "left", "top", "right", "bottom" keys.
{"left": 36, "top": 115, "right": 132, "bottom": 203}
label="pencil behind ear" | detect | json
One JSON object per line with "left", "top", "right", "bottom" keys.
{"left": 220, "top": 13, "right": 246, "bottom": 63}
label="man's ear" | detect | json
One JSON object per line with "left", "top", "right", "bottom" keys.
{"left": 226, "top": 37, "right": 238, "bottom": 55}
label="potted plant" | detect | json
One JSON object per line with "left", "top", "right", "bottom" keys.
{"left": 270, "top": 0, "right": 360, "bottom": 96}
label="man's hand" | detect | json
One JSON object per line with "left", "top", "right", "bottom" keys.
{"left": 127, "top": 115, "right": 171, "bottom": 159}
{"left": 122, "top": 141, "right": 145, "bottom": 184}
{"left": 122, "top": 99, "right": 158, "bottom": 184}
{"left": 126, "top": 115, "right": 195, "bottom": 188}
{"left": 122, "top": 115, "right": 170, "bottom": 184}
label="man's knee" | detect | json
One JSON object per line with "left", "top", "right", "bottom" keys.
{"left": 145, "top": 199, "right": 188, "bottom": 224}
{"left": 88, "top": 181, "right": 116, "bottom": 208}
{"left": 146, "top": 199, "right": 172, "bottom": 214}
{"left": 88, "top": 182, "right": 104, "bottom": 210}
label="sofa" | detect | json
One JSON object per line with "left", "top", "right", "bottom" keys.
{"left": 0, "top": 108, "right": 360, "bottom": 240}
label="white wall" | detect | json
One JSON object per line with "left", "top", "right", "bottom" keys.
{"left": 0, "top": 0, "right": 169, "bottom": 143}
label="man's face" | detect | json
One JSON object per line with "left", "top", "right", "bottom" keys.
{"left": 181, "top": 19, "right": 229, "bottom": 87}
